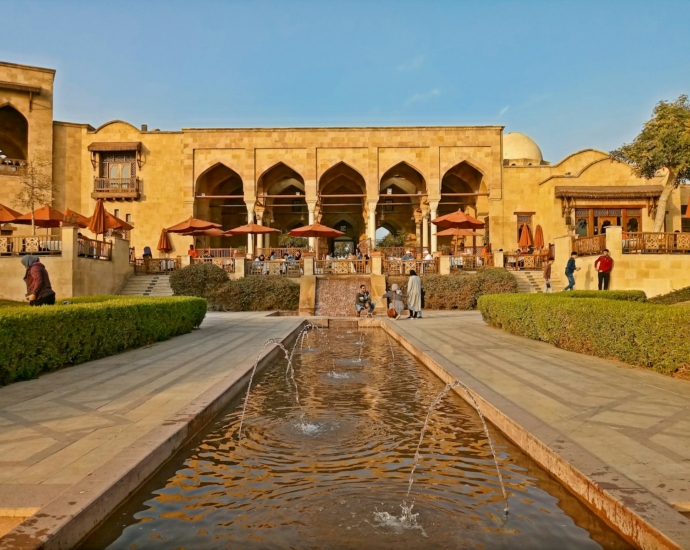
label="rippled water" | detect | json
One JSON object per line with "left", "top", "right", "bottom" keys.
{"left": 81, "top": 328, "right": 633, "bottom": 550}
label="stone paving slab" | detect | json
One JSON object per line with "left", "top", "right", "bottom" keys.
{"left": 0, "top": 312, "right": 304, "bottom": 549}
{"left": 384, "top": 311, "right": 690, "bottom": 550}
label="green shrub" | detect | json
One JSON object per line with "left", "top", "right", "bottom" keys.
{"left": 0, "top": 296, "right": 207, "bottom": 386}
{"left": 558, "top": 290, "right": 647, "bottom": 302}
{"left": 169, "top": 264, "right": 229, "bottom": 298}
{"left": 477, "top": 294, "right": 689, "bottom": 375}
{"left": 209, "top": 276, "right": 300, "bottom": 311}
{"left": 387, "top": 268, "right": 517, "bottom": 310}
{"left": 649, "top": 285, "right": 690, "bottom": 305}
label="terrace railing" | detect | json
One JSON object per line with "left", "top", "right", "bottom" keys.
{"left": 78, "top": 236, "right": 112, "bottom": 260}
{"left": 451, "top": 254, "right": 494, "bottom": 270}
{"left": 623, "top": 232, "right": 690, "bottom": 254}
{"left": 246, "top": 259, "right": 302, "bottom": 277}
{"left": 134, "top": 256, "right": 182, "bottom": 274}
{"left": 383, "top": 259, "right": 437, "bottom": 275}
{"left": 92, "top": 177, "right": 140, "bottom": 200}
{"left": 191, "top": 256, "right": 235, "bottom": 273}
{"left": 315, "top": 259, "right": 369, "bottom": 275}
{"left": 0, "top": 158, "right": 27, "bottom": 174}
{"left": 255, "top": 247, "right": 308, "bottom": 259}
{"left": 0, "top": 235, "right": 62, "bottom": 256}
{"left": 504, "top": 252, "right": 548, "bottom": 271}
{"left": 572, "top": 235, "right": 606, "bottom": 256}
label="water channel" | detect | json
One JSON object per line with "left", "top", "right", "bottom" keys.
{"left": 81, "top": 327, "right": 633, "bottom": 549}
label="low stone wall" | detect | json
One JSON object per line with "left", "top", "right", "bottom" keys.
{"left": 0, "top": 227, "right": 132, "bottom": 300}
{"left": 555, "top": 226, "right": 690, "bottom": 297}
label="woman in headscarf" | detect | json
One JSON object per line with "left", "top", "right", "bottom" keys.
{"left": 381, "top": 283, "right": 404, "bottom": 320}
{"left": 406, "top": 269, "right": 422, "bottom": 319}
{"left": 21, "top": 255, "right": 56, "bottom": 306}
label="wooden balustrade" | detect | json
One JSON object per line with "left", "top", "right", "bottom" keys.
{"left": 383, "top": 259, "right": 437, "bottom": 275}
{"left": 134, "top": 256, "right": 182, "bottom": 274}
{"left": 315, "top": 259, "right": 369, "bottom": 275}
{"left": 572, "top": 235, "right": 606, "bottom": 256}
{"left": 199, "top": 248, "right": 239, "bottom": 258}
{"left": 246, "top": 259, "right": 302, "bottom": 277}
{"left": 450, "top": 254, "right": 494, "bottom": 270}
{"left": 504, "top": 253, "right": 548, "bottom": 271}
{"left": 255, "top": 247, "right": 308, "bottom": 259}
{"left": 92, "top": 177, "right": 140, "bottom": 200}
{"left": 78, "top": 237, "right": 112, "bottom": 260}
{"left": 0, "top": 235, "right": 62, "bottom": 256}
{"left": 623, "top": 232, "right": 690, "bottom": 254}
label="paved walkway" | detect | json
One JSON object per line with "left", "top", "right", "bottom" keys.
{"left": 0, "top": 312, "right": 303, "bottom": 548}
{"left": 385, "top": 311, "right": 690, "bottom": 549}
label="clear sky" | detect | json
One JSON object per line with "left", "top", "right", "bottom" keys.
{"left": 2, "top": 0, "right": 689, "bottom": 161}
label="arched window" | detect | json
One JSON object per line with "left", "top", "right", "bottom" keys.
{"left": 0, "top": 105, "right": 29, "bottom": 163}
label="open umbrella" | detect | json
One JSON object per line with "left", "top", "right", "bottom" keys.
{"left": 0, "top": 203, "right": 21, "bottom": 224}
{"left": 157, "top": 229, "right": 172, "bottom": 253}
{"left": 167, "top": 217, "right": 221, "bottom": 234}
{"left": 14, "top": 205, "right": 66, "bottom": 234}
{"left": 63, "top": 208, "right": 90, "bottom": 228}
{"left": 431, "top": 209, "right": 485, "bottom": 231}
{"left": 289, "top": 222, "right": 344, "bottom": 258}
{"left": 533, "top": 225, "right": 544, "bottom": 249}
{"left": 518, "top": 224, "right": 533, "bottom": 248}
{"left": 182, "top": 227, "right": 228, "bottom": 249}
{"left": 226, "top": 223, "right": 281, "bottom": 256}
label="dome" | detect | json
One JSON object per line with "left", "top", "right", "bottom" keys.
{"left": 503, "top": 132, "right": 543, "bottom": 162}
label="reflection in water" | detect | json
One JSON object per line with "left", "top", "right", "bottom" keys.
{"left": 81, "top": 329, "right": 633, "bottom": 550}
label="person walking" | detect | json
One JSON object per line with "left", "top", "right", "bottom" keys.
{"left": 407, "top": 269, "right": 423, "bottom": 319}
{"left": 355, "top": 284, "right": 375, "bottom": 317}
{"left": 542, "top": 257, "right": 554, "bottom": 293}
{"left": 594, "top": 249, "right": 614, "bottom": 290}
{"left": 382, "top": 283, "right": 404, "bottom": 320}
{"left": 563, "top": 251, "right": 580, "bottom": 291}
{"left": 21, "top": 255, "right": 56, "bottom": 306}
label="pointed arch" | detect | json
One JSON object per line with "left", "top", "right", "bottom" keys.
{"left": 93, "top": 119, "right": 141, "bottom": 133}
{"left": 195, "top": 162, "right": 243, "bottom": 196}
{"left": 380, "top": 161, "right": 426, "bottom": 195}
{"left": 0, "top": 104, "right": 29, "bottom": 160}
{"left": 257, "top": 161, "right": 305, "bottom": 195}
{"left": 319, "top": 161, "right": 366, "bottom": 195}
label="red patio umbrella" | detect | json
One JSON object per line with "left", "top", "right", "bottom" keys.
{"left": 289, "top": 222, "right": 344, "bottom": 258}
{"left": 226, "top": 223, "right": 280, "bottom": 256}
{"left": 0, "top": 203, "right": 21, "bottom": 224}
{"left": 167, "top": 217, "right": 221, "bottom": 234}
{"left": 88, "top": 199, "right": 108, "bottom": 237}
{"left": 14, "top": 205, "right": 66, "bottom": 234}
{"left": 533, "top": 225, "right": 545, "bottom": 249}
{"left": 63, "top": 208, "right": 90, "bottom": 228}
{"left": 431, "top": 209, "right": 485, "bottom": 231}
{"left": 518, "top": 224, "right": 533, "bottom": 248}
{"left": 157, "top": 229, "right": 172, "bottom": 253}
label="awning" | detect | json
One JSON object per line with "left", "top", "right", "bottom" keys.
{"left": 555, "top": 185, "right": 663, "bottom": 200}
{"left": 87, "top": 142, "right": 142, "bottom": 152}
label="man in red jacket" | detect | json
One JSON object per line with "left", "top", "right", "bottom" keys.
{"left": 594, "top": 249, "right": 614, "bottom": 290}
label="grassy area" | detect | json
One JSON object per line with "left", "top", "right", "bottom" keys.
{"left": 649, "top": 286, "right": 690, "bottom": 305}
{"left": 0, "top": 299, "right": 27, "bottom": 308}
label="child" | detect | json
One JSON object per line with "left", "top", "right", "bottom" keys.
{"left": 543, "top": 257, "right": 554, "bottom": 293}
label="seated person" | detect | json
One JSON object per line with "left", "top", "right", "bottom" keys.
{"left": 258, "top": 254, "right": 266, "bottom": 262}
{"left": 269, "top": 252, "right": 276, "bottom": 260}
{"left": 382, "top": 283, "right": 404, "bottom": 320}
{"left": 294, "top": 250, "right": 302, "bottom": 261}
{"left": 355, "top": 284, "right": 375, "bottom": 317}
{"left": 423, "top": 249, "right": 433, "bottom": 261}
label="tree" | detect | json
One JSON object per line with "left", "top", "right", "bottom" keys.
{"left": 610, "top": 95, "right": 690, "bottom": 232}
{"left": 377, "top": 229, "right": 408, "bottom": 248}
{"left": 13, "top": 152, "right": 55, "bottom": 235}
{"left": 278, "top": 233, "right": 308, "bottom": 248}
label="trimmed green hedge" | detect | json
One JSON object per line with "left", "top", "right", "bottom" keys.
{"left": 0, "top": 296, "right": 207, "bottom": 386}
{"left": 649, "top": 285, "right": 690, "bottom": 305}
{"left": 477, "top": 294, "right": 689, "bottom": 374}
{"left": 169, "top": 264, "right": 229, "bottom": 298}
{"left": 209, "top": 276, "right": 300, "bottom": 311}
{"left": 558, "top": 290, "right": 647, "bottom": 302}
{"left": 387, "top": 268, "right": 518, "bottom": 310}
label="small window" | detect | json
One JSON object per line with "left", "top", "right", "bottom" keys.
{"left": 114, "top": 209, "right": 120, "bottom": 218}
{"left": 125, "top": 214, "right": 132, "bottom": 223}
{"left": 575, "top": 218, "right": 588, "bottom": 236}
{"left": 626, "top": 218, "right": 639, "bottom": 232}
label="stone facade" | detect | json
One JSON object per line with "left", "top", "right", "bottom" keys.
{"left": 1, "top": 61, "right": 688, "bottom": 264}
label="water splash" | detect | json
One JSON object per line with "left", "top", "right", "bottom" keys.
{"left": 373, "top": 501, "right": 427, "bottom": 537}
{"left": 407, "top": 380, "right": 510, "bottom": 514}
{"left": 327, "top": 370, "right": 351, "bottom": 379}
{"left": 385, "top": 331, "right": 395, "bottom": 359}
{"left": 294, "top": 419, "right": 323, "bottom": 436}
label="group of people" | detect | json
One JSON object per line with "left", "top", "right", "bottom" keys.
{"left": 542, "top": 249, "right": 614, "bottom": 292}
{"left": 355, "top": 270, "right": 423, "bottom": 320}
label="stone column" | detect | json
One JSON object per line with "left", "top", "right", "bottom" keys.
{"left": 302, "top": 252, "right": 315, "bottom": 276}
{"left": 438, "top": 255, "right": 451, "bottom": 275}
{"left": 429, "top": 201, "right": 439, "bottom": 253}
{"left": 246, "top": 203, "right": 255, "bottom": 257}
{"left": 368, "top": 201, "right": 377, "bottom": 245}
{"left": 370, "top": 251, "right": 383, "bottom": 275}
{"left": 254, "top": 205, "right": 265, "bottom": 253}
{"left": 413, "top": 209, "right": 423, "bottom": 255}
{"left": 422, "top": 215, "right": 429, "bottom": 250}
{"left": 307, "top": 202, "right": 316, "bottom": 251}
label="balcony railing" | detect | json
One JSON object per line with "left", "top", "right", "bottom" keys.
{"left": 255, "top": 247, "right": 308, "bottom": 259}
{"left": 134, "top": 257, "right": 182, "bottom": 274}
{"left": 0, "top": 235, "right": 62, "bottom": 256}
{"left": 383, "top": 259, "right": 437, "bottom": 275}
{"left": 92, "top": 177, "right": 140, "bottom": 200}
{"left": 316, "top": 259, "right": 370, "bottom": 275}
{"left": 191, "top": 256, "right": 235, "bottom": 273}
{"left": 623, "top": 232, "right": 690, "bottom": 254}
{"left": 0, "top": 158, "right": 26, "bottom": 174}
{"left": 78, "top": 236, "right": 112, "bottom": 260}
{"left": 504, "top": 252, "right": 549, "bottom": 271}
{"left": 571, "top": 235, "right": 606, "bottom": 256}
{"left": 247, "top": 259, "right": 302, "bottom": 277}
{"left": 451, "top": 254, "right": 494, "bottom": 270}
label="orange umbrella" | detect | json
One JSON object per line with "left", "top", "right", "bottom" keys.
{"left": 436, "top": 228, "right": 484, "bottom": 255}
{"left": 288, "top": 222, "right": 344, "bottom": 238}
{"left": 518, "top": 224, "right": 533, "bottom": 247}
{"left": 157, "top": 229, "right": 172, "bottom": 253}
{"left": 431, "top": 209, "right": 485, "bottom": 230}
{"left": 533, "top": 225, "right": 544, "bottom": 249}
{"left": 225, "top": 222, "right": 281, "bottom": 235}
{"left": 88, "top": 199, "right": 108, "bottom": 237}
{"left": 63, "top": 208, "right": 90, "bottom": 228}
{"left": 0, "top": 203, "right": 21, "bottom": 223}
{"left": 14, "top": 205, "right": 65, "bottom": 231}
{"left": 167, "top": 217, "right": 221, "bottom": 234}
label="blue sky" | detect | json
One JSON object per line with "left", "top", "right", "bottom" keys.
{"left": 2, "top": 0, "right": 689, "bottom": 161}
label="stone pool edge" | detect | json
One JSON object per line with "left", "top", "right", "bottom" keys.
{"left": 379, "top": 319, "right": 687, "bottom": 550}
{"left": 0, "top": 319, "right": 307, "bottom": 550}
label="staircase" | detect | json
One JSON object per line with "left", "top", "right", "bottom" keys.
{"left": 512, "top": 270, "right": 563, "bottom": 293}
{"left": 119, "top": 274, "right": 174, "bottom": 297}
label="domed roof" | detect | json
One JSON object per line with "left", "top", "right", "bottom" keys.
{"left": 503, "top": 132, "right": 543, "bottom": 161}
